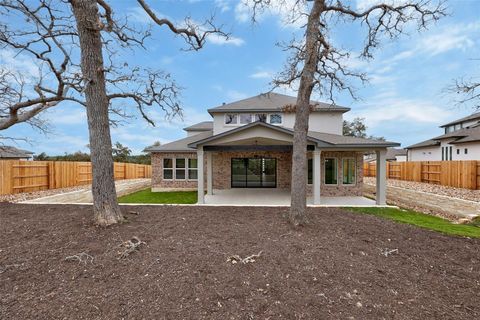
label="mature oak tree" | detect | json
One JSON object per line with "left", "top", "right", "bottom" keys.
{"left": 248, "top": 0, "right": 446, "bottom": 225}
{"left": 0, "top": 0, "right": 226, "bottom": 225}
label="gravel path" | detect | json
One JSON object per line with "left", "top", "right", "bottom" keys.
{"left": 364, "top": 177, "right": 480, "bottom": 203}
{"left": 0, "top": 179, "right": 150, "bottom": 203}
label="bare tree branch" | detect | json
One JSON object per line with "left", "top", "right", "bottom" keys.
{"left": 137, "top": 0, "right": 229, "bottom": 51}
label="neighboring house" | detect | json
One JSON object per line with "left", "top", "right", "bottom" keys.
{"left": 365, "top": 148, "right": 407, "bottom": 163}
{"left": 145, "top": 93, "right": 399, "bottom": 205}
{"left": 406, "top": 112, "right": 480, "bottom": 161}
{"left": 0, "top": 146, "right": 33, "bottom": 160}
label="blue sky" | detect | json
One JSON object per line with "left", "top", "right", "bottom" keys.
{"left": 2, "top": 0, "right": 480, "bottom": 154}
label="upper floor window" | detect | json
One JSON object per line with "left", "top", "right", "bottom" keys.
{"left": 239, "top": 113, "right": 252, "bottom": 124}
{"left": 225, "top": 113, "right": 282, "bottom": 125}
{"left": 270, "top": 113, "right": 282, "bottom": 124}
{"left": 225, "top": 114, "right": 238, "bottom": 125}
{"left": 255, "top": 113, "right": 267, "bottom": 122}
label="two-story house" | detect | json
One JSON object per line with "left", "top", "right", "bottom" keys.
{"left": 145, "top": 93, "right": 399, "bottom": 205}
{"left": 406, "top": 112, "right": 480, "bottom": 161}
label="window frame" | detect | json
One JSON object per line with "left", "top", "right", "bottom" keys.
{"left": 239, "top": 113, "right": 253, "bottom": 124}
{"left": 254, "top": 113, "right": 267, "bottom": 123}
{"left": 269, "top": 113, "right": 283, "bottom": 125}
{"left": 163, "top": 158, "right": 174, "bottom": 180}
{"left": 324, "top": 157, "right": 338, "bottom": 185}
{"left": 341, "top": 157, "right": 356, "bottom": 186}
{"left": 175, "top": 158, "right": 186, "bottom": 180}
{"left": 224, "top": 113, "right": 238, "bottom": 125}
{"left": 188, "top": 158, "right": 198, "bottom": 181}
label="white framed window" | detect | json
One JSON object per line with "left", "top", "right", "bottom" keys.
{"left": 225, "top": 114, "right": 238, "bottom": 125}
{"left": 324, "top": 158, "right": 338, "bottom": 185}
{"left": 239, "top": 113, "right": 253, "bottom": 124}
{"left": 342, "top": 158, "right": 356, "bottom": 185}
{"left": 163, "top": 158, "right": 173, "bottom": 180}
{"left": 269, "top": 113, "right": 282, "bottom": 124}
{"left": 188, "top": 158, "right": 198, "bottom": 180}
{"left": 254, "top": 113, "right": 267, "bottom": 122}
{"left": 175, "top": 158, "right": 186, "bottom": 180}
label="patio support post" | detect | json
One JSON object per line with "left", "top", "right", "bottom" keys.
{"left": 313, "top": 149, "right": 321, "bottom": 205}
{"left": 197, "top": 147, "right": 205, "bottom": 204}
{"left": 376, "top": 149, "right": 387, "bottom": 205}
{"left": 207, "top": 151, "right": 213, "bottom": 195}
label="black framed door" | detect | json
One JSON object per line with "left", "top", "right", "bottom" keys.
{"left": 231, "top": 158, "right": 276, "bottom": 188}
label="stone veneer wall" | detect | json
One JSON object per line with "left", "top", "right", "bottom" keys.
{"left": 151, "top": 152, "right": 204, "bottom": 190}
{"left": 151, "top": 150, "right": 363, "bottom": 196}
{"left": 306, "top": 151, "right": 364, "bottom": 197}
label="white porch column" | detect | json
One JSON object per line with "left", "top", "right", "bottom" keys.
{"left": 197, "top": 147, "right": 205, "bottom": 204}
{"left": 313, "top": 149, "right": 321, "bottom": 205}
{"left": 376, "top": 149, "right": 387, "bottom": 205}
{"left": 207, "top": 151, "right": 213, "bottom": 195}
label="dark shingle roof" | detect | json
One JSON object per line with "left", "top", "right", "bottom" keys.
{"left": 187, "top": 122, "right": 398, "bottom": 149}
{"left": 0, "top": 146, "right": 34, "bottom": 159}
{"left": 207, "top": 92, "right": 350, "bottom": 114}
{"left": 431, "top": 122, "right": 480, "bottom": 140}
{"left": 307, "top": 131, "right": 399, "bottom": 147}
{"left": 147, "top": 122, "right": 399, "bottom": 153}
{"left": 144, "top": 131, "right": 213, "bottom": 153}
{"left": 449, "top": 126, "right": 480, "bottom": 144}
{"left": 405, "top": 139, "right": 440, "bottom": 149}
{"left": 183, "top": 121, "right": 213, "bottom": 132}
{"left": 440, "top": 112, "right": 480, "bottom": 128}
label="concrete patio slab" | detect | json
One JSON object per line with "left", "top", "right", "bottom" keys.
{"left": 204, "top": 189, "right": 385, "bottom": 207}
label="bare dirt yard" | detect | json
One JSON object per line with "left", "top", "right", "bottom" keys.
{"left": 1, "top": 203, "right": 479, "bottom": 319}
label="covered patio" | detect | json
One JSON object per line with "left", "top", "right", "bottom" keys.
{"left": 204, "top": 188, "right": 378, "bottom": 206}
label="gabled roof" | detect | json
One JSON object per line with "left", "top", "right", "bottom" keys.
{"left": 365, "top": 148, "right": 407, "bottom": 162}
{"left": 431, "top": 122, "right": 480, "bottom": 140}
{"left": 183, "top": 121, "right": 213, "bottom": 132}
{"left": 406, "top": 124, "right": 480, "bottom": 149}
{"left": 207, "top": 92, "right": 350, "bottom": 114}
{"left": 440, "top": 112, "right": 480, "bottom": 128}
{"left": 187, "top": 121, "right": 399, "bottom": 149}
{"left": 187, "top": 121, "right": 317, "bottom": 148}
{"left": 307, "top": 131, "right": 399, "bottom": 148}
{"left": 0, "top": 146, "right": 34, "bottom": 159}
{"left": 144, "top": 130, "right": 213, "bottom": 153}
{"left": 405, "top": 139, "right": 440, "bottom": 149}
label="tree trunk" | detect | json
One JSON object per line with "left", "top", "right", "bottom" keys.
{"left": 70, "top": 0, "right": 123, "bottom": 226}
{"left": 289, "top": 0, "right": 324, "bottom": 226}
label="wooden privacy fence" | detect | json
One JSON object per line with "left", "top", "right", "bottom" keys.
{"left": 0, "top": 160, "right": 152, "bottom": 195}
{"left": 363, "top": 160, "right": 480, "bottom": 190}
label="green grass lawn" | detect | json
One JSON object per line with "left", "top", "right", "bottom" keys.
{"left": 118, "top": 189, "right": 197, "bottom": 204}
{"left": 347, "top": 207, "right": 480, "bottom": 238}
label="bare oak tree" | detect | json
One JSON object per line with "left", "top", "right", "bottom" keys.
{"left": 0, "top": 0, "right": 226, "bottom": 225}
{"left": 451, "top": 77, "right": 480, "bottom": 110}
{"left": 248, "top": 0, "right": 446, "bottom": 225}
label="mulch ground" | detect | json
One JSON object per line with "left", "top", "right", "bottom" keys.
{"left": 1, "top": 203, "right": 479, "bottom": 319}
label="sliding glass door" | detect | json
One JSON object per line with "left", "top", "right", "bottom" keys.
{"left": 231, "top": 158, "right": 276, "bottom": 188}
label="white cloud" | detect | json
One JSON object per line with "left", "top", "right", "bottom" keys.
{"left": 46, "top": 107, "right": 87, "bottom": 125}
{"left": 0, "top": 49, "right": 40, "bottom": 81}
{"left": 127, "top": 6, "right": 171, "bottom": 25}
{"left": 207, "top": 34, "right": 245, "bottom": 46}
{"left": 356, "top": 0, "right": 409, "bottom": 11}
{"left": 235, "top": 0, "right": 308, "bottom": 28}
{"left": 249, "top": 70, "right": 273, "bottom": 79}
{"left": 354, "top": 97, "right": 453, "bottom": 127}
{"left": 215, "top": 0, "right": 231, "bottom": 12}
